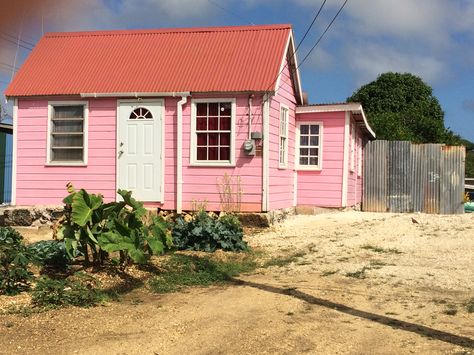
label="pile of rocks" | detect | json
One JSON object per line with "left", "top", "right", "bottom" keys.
{"left": 0, "top": 206, "right": 278, "bottom": 228}
{"left": 0, "top": 207, "right": 64, "bottom": 227}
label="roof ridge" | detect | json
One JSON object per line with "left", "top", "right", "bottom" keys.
{"left": 45, "top": 24, "right": 292, "bottom": 38}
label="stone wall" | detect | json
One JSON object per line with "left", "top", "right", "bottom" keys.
{"left": 0, "top": 207, "right": 64, "bottom": 227}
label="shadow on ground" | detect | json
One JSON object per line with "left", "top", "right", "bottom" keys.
{"left": 232, "top": 278, "right": 474, "bottom": 349}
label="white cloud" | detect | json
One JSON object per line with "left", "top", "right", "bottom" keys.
{"left": 345, "top": 43, "right": 446, "bottom": 85}
{"left": 291, "top": 0, "right": 472, "bottom": 85}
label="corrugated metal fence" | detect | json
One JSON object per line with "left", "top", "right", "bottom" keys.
{"left": 363, "top": 141, "right": 465, "bottom": 214}
{"left": 0, "top": 131, "right": 13, "bottom": 204}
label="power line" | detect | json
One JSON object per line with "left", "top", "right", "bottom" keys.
{"left": 261, "top": 0, "right": 330, "bottom": 95}
{"left": 297, "top": 0, "right": 349, "bottom": 71}
{"left": 0, "top": 62, "right": 19, "bottom": 71}
{"left": 295, "top": 0, "right": 327, "bottom": 53}
{"left": 1, "top": 32, "right": 35, "bottom": 47}
{"left": 0, "top": 35, "right": 33, "bottom": 51}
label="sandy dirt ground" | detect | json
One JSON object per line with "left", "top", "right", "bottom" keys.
{"left": 1, "top": 211, "right": 473, "bottom": 354}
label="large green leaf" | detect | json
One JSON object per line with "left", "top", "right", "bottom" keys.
{"left": 146, "top": 236, "right": 164, "bottom": 255}
{"left": 55, "top": 224, "right": 75, "bottom": 241}
{"left": 71, "top": 189, "right": 103, "bottom": 227}
{"left": 98, "top": 232, "right": 133, "bottom": 253}
{"left": 128, "top": 248, "right": 146, "bottom": 264}
{"left": 117, "top": 189, "right": 146, "bottom": 217}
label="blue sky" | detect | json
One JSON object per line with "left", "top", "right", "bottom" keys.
{"left": 1, "top": 0, "right": 473, "bottom": 141}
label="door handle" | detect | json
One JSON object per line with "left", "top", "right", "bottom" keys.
{"left": 118, "top": 150, "right": 124, "bottom": 158}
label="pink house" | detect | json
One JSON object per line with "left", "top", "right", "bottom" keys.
{"left": 5, "top": 24, "right": 375, "bottom": 213}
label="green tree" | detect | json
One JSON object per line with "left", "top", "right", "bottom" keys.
{"left": 347, "top": 72, "right": 448, "bottom": 143}
{"left": 347, "top": 72, "right": 474, "bottom": 176}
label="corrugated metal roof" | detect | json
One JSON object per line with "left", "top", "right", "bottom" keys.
{"left": 296, "top": 102, "right": 376, "bottom": 139}
{"left": 5, "top": 24, "right": 293, "bottom": 97}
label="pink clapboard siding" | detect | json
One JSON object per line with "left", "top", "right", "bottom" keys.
{"left": 346, "top": 116, "right": 364, "bottom": 206}
{"left": 181, "top": 94, "right": 264, "bottom": 212}
{"left": 296, "top": 111, "right": 345, "bottom": 207}
{"left": 15, "top": 95, "right": 264, "bottom": 211}
{"left": 16, "top": 98, "right": 117, "bottom": 205}
{"left": 268, "top": 55, "right": 297, "bottom": 210}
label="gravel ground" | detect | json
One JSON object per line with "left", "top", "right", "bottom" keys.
{"left": 0, "top": 211, "right": 473, "bottom": 354}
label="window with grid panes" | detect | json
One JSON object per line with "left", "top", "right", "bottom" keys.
{"left": 49, "top": 105, "right": 86, "bottom": 163}
{"left": 279, "top": 106, "right": 288, "bottom": 166}
{"left": 195, "top": 102, "right": 232, "bottom": 162}
{"left": 297, "top": 123, "right": 321, "bottom": 168}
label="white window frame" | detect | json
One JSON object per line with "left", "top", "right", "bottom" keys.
{"left": 295, "top": 121, "right": 323, "bottom": 171}
{"left": 350, "top": 123, "right": 355, "bottom": 172}
{"left": 46, "top": 101, "right": 88, "bottom": 166}
{"left": 279, "top": 104, "right": 289, "bottom": 168}
{"left": 190, "top": 98, "right": 236, "bottom": 167}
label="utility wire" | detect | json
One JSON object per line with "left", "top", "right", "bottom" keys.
{"left": 1, "top": 32, "right": 35, "bottom": 47}
{"left": 296, "top": 0, "right": 348, "bottom": 71}
{"left": 261, "top": 0, "right": 329, "bottom": 95}
{"left": 0, "top": 62, "right": 19, "bottom": 71}
{"left": 0, "top": 35, "right": 33, "bottom": 51}
{"left": 11, "top": 12, "right": 25, "bottom": 82}
{"left": 294, "top": 0, "right": 327, "bottom": 53}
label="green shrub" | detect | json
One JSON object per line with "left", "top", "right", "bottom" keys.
{"left": 172, "top": 211, "right": 247, "bottom": 252}
{"left": 31, "top": 275, "right": 104, "bottom": 308}
{"left": 0, "top": 227, "right": 32, "bottom": 295}
{"left": 28, "top": 240, "right": 70, "bottom": 269}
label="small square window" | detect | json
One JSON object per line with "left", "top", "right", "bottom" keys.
{"left": 297, "top": 122, "right": 322, "bottom": 170}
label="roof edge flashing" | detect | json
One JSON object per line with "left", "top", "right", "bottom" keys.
{"left": 80, "top": 92, "right": 191, "bottom": 98}
{"left": 296, "top": 103, "right": 376, "bottom": 139}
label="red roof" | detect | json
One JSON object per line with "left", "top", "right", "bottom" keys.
{"left": 5, "top": 24, "right": 294, "bottom": 97}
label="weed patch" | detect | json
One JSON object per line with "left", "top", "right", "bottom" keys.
{"left": 149, "top": 253, "right": 257, "bottom": 293}
{"left": 263, "top": 251, "right": 306, "bottom": 268}
{"left": 442, "top": 304, "right": 458, "bottom": 316}
{"left": 321, "top": 269, "right": 339, "bottom": 277}
{"left": 465, "top": 298, "right": 474, "bottom": 313}
{"left": 345, "top": 267, "right": 368, "bottom": 279}
{"left": 361, "top": 244, "right": 402, "bottom": 254}
{"left": 31, "top": 274, "right": 111, "bottom": 309}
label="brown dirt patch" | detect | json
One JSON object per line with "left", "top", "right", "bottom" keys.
{"left": 1, "top": 211, "right": 473, "bottom": 354}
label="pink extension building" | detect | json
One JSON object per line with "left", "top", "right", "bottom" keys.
{"left": 5, "top": 24, "right": 375, "bottom": 213}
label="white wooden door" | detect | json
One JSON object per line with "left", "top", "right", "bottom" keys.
{"left": 117, "top": 100, "right": 163, "bottom": 202}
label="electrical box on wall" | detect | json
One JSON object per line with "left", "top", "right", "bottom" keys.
{"left": 251, "top": 131, "right": 263, "bottom": 140}
{"left": 243, "top": 139, "right": 256, "bottom": 156}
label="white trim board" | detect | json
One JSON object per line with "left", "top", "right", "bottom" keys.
{"left": 11, "top": 98, "right": 18, "bottom": 205}
{"left": 341, "top": 112, "right": 350, "bottom": 207}
{"left": 262, "top": 94, "right": 270, "bottom": 212}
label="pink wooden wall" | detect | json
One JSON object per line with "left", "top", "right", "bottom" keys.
{"left": 16, "top": 98, "right": 117, "bottom": 205}
{"left": 346, "top": 115, "right": 364, "bottom": 207}
{"left": 15, "top": 95, "right": 264, "bottom": 211}
{"left": 268, "top": 55, "right": 297, "bottom": 210}
{"left": 296, "top": 111, "right": 345, "bottom": 207}
{"left": 181, "top": 94, "right": 264, "bottom": 212}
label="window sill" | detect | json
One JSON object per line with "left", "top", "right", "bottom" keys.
{"left": 45, "top": 162, "right": 88, "bottom": 167}
{"left": 189, "top": 161, "right": 235, "bottom": 168}
{"left": 296, "top": 166, "right": 322, "bottom": 171}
